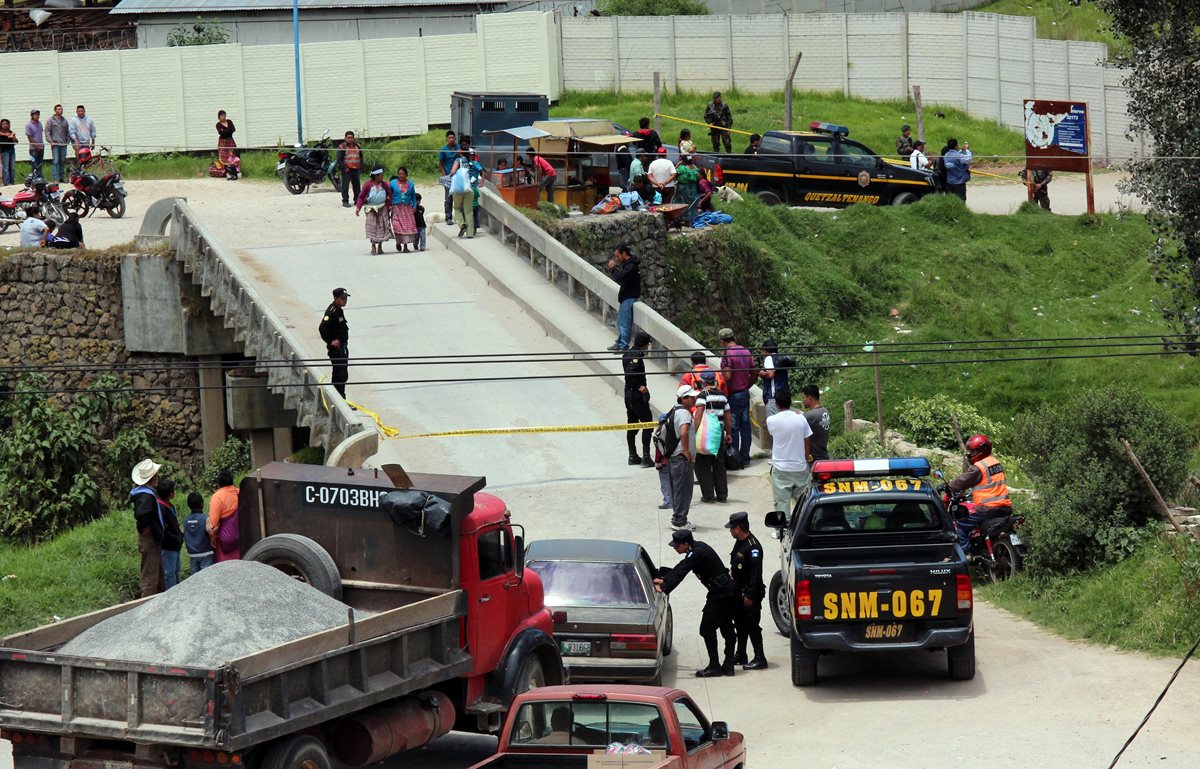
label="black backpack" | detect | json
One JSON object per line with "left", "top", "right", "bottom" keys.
{"left": 652, "top": 406, "right": 682, "bottom": 458}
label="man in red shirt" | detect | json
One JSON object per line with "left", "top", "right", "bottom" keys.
{"left": 531, "top": 151, "right": 557, "bottom": 203}
{"left": 720, "top": 328, "right": 756, "bottom": 466}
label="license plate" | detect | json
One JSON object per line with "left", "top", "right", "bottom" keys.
{"left": 276, "top": 162, "right": 287, "bottom": 171}
{"left": 561, "top": 640, "right": 591, "bottom": 656}
{"left": 1009, "top": 532, "right": 1023, "bottom": 546}
{"left": 820, "top": 587, "right": 947, "bottom": 621}
{"left": 102, "top": 761, "right": 133, "bottom": 769}
{"left": 862, "top": 623, "right": 906, "bottom": 642}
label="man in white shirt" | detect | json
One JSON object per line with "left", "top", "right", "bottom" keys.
{"left": 909, "top": 139, "right": 931, "bottom": 171}
{"left": 647, "top": 150, "right": 677, "bottom": 204}
{"left": 764, "top": 388, "right": 812, "bottom": 518}
{"left": 19, "top": 212, "right": 49, "bottom": 248}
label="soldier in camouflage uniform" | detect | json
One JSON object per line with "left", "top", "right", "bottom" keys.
{"left": 1019, "top": 166, "right": 1053, "bottom": 211}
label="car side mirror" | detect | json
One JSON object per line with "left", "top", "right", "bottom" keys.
{"left": 764, "top": 510, "right": 786, "bottom": 529}
{"left": 711, "top": 721, "right": 729, "bottom": 741}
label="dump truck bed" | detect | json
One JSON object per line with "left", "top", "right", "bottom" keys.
{"left": 0, "top": 589, "right": 470, "bottom": 751}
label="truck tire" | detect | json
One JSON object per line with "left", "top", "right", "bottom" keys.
{"left": 790, "top": 635, "right": 817, "bottom": 687}
{"left": 891, "top": 192, "right": 919, "bottom": 205}
{"left": 262, "top": 735, "right": 331, "bottom": 769}
{"left": 948, "top": 631, "right": 976, "bottom": 681}
{"left": 769, "top": 571, "right": 792, "bottom": 637}
{"left": 244, "top": 533, "right": 342, "bottom": 600}
{"left": 513, "top": 654, "right": 546, "bottom": 697}
{"left": 755, "top": 190, "right": 783, "bottom": 206}
{"left": 662, "top": 606, "right": 674, "bottom": 656}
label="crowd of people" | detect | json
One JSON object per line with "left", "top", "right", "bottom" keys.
{"left": 0, "top": 104, "right": 95, "bottom": 185}
{"left": 129, "top": 459, "right": 241, "bottom": 597}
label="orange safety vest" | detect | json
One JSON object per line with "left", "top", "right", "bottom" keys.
{"left": 681, "top": 365, "right": 727, "bottom": 395}
{"left": 971, "top": 455, "right": 1011, "bottom": 509}
{"left": 344, "top": 145, "right": 362, "bottom": 170}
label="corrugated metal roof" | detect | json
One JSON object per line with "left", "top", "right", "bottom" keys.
{"left": 112, "top": 0, "right": 501, "bottom": 14}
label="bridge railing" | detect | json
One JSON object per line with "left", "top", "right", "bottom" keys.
{"left": 164, "top": 199, "right": 376, "bottom": 466}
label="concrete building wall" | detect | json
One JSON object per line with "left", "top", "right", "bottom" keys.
{"left": 0, "top": 12, "right": 560, "bottom": 151}
{"left": 560, "top": 11, "right": 1136, "bottom": 162}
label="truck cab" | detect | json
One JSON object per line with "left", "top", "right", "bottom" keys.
{"left": 764, "top": 457, "right": 975, "bottom": 686}
{"left": 711, "top": 123, "right": 937, "bottom": 207}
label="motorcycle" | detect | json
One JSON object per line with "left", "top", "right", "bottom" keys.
{"left": 934, "top": 469, "right": 1026, "bottom": 582}
{"left": 0, "top": 175, "right": 67, "bottom": 233}
{"left": 276, "top": 129, "right": 342, "bottom": 195}
{"left": 62, "top": 150, "right": 127, "bottom": 219}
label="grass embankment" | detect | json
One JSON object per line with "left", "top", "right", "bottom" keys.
{"left": 980, "top": 538, "right": 1200, "bottom": 656}
{"left": 972, "top": 0, "right": 1126, "bottom": 57}
{"left": 112, "top": 89, "right": 1024, "bottom": 182}
{"left": 711, "top": 194, "right": 1200, "bottom": 435}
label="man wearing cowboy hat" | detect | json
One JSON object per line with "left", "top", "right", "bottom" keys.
{"left": 130, "top": 458, "right": 166, "bottom": 597}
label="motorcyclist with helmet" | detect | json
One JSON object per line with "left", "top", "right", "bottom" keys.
{"left": 946, "top": 434, "right": 1012, "bottom": 550}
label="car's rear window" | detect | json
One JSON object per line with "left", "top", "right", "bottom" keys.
{"left": 806, "top": 500, "right": 941, "bottom": 533}
{"left": 760, "top": 135, "right": 792, "bottom": 155}
{"left": 509, "top": 700, "right": 667, "bottom": 749}
{"left": 528, "top": 560, "right": 648, "bottom": 607}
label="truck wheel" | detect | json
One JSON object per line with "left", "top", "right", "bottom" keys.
{"left": 891, "top": 192, "right": 918, "bottom": 205}
{"left": 662, "top": 606, "right": 674, "bottom": 656}
{"left": 755, "top": 190, "right": 783, "bottom": 206}
{"left": 262, "top": 735, "right": 331, "bottom": 769}
{"left": 769, "top": 571, "right": 792, "bottom": 637}
{"left": 790, "top": 635, "right": 817, "bottom": 687}
{"left": 244, "top": 533, "right": 342, "bottom": 600}
{"left": 514, "top": 654, "right": 546, "bottom": 698}
{"left": 948, "top": 631, "right": 976, "bottom": 681}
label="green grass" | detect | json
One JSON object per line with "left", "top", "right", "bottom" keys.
{"left": 552, "top": 89, "right": 1024, "bottom": 166}
{"left": 711, "top": 194, "right": 1200, "bottom": 436}
{"left": 972, "top": 0, "right": 1126, "bottom": 57}
{"left": 980, "top": 537, "right": 1200, "bottom": 656}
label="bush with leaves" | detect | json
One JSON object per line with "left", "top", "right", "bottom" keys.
{"left": 166, "top": 17, "right": 231, "bottom": 47}
{"left": 1015, "top": 385, "right": 1192, "bottom": 574}
{"left": 894, "top": 394, "right": 1003, "bottom": 452}
{"left": 746, "top": 297, "right": 837, "bottom": 386}
{"left": 194, "top": 435, "right": 251, "bottom": 491}
{"left": 597, "top": 0, "right": 709, "bottom": 14}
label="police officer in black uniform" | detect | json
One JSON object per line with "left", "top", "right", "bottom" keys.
{"left": 318, "top": 288, "right": 350, "bottom": 398}
{"left": 623, "top": 331, "right": 654, "bottom": 466}
{"left": 726, "top": 511, "right": 767, "bottom": 670}
{"left": 655, "top": 529, "right": 739, "bottom": 677}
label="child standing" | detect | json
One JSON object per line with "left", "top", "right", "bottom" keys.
{"left": 157, "top": 478, "right": 184, "bottom": 589}
{"left": 414, "top": 193, "right": 427, "bottom": 251}
{"left": 183, "top": 491, "right": 214, "bottom": 575}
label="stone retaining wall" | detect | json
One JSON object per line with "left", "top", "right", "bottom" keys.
{"left": 0, "top": 252, "right": 202, "bottom": 463}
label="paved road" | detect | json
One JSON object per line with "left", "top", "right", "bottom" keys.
{"left": 3, "top": 176, "right": 1196, "bottom": 769}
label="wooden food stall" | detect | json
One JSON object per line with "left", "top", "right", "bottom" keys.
{"left": 529, "top": 118, "right": 641, "bottom": 210}
{"left": 481, "top": 125, "right": 551, "bottom": 208}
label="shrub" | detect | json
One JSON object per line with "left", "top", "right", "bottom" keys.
{"left": 747, "top": 297, "right": 837, "bottom": 385}
{"left": 894, "top": 394, "right": 1003, "bottom": 451}
{"left": 597, "top": 0, "right": 709, "bottom": 14}
{"left": 827, "top": 428, "right": 885, "bottom": 460}
{"left": 194, "top": 435, "right": 251, "bottom": 490}
{"left": 1015, "top": 385, "right": 1192, "bottom": 574}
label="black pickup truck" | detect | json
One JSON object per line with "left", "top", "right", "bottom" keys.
{"left": 708, "top": 123, "right": 938, "bottom": 207}
{"left": 764, "top": 457, "right": 975, "bottom": 686}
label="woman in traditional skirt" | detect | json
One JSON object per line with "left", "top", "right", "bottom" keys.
{"left": 215, "top": 110, "right": 240, "bottom": 179}
{"left": 674, "top": 154, "right": 702, "bottom": 224}
{"left": 388, "top": 166, "right": 418, "bottom": 253}
{"left": 356, "top": 168, "right": 392, "bottom": 254}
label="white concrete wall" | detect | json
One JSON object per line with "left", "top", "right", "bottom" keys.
{"left": 559, "top": 11, "right": 1135, "bottom": 161}
{"left": 0, "top": 12, "right": 560, "bottom": 152}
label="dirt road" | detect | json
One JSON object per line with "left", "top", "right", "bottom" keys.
{"left": 2, "top": 174, "right": 1195, "bottom": 769}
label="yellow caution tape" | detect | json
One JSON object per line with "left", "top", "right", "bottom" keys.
{"left": 347, "top": 400, "right": 403, "bottom": 439}
{"left": 654, "top": 113, "right": 755, "bottom": 138}
{"left": 385, "top": 421, "right": 659, "bottom": 440}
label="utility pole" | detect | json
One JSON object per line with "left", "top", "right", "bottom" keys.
{"left": 784, "top": 52, "right": 803, "bottom": 130}
{"left": 293, "top": 0, "right": 303, "bottom": 145}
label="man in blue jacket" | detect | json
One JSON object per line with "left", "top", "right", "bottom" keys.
{"left": 942, "top": 138, "right": 972, "bottom": 201}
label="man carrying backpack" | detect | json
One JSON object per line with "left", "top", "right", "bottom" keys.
{"left": 657, "top": 385, "right": 699, "bottom": 530}
{"left": 758, "top": 338, "right": 791, "bottom": 421}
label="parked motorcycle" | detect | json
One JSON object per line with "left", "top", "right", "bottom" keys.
{"left": 935, "top": 469, "right": 1026, "bottom": 582}
{"left": 276, "top": 129, "right": 342, "bottom": 195}
{"left": 0, "top": 175, "right": 66, "bottom": 233}
{"left": 62, "top": 148, "right": 127, "bottom": 219}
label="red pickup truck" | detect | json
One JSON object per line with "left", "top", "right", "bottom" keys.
{"left": 467, "top": 685, "right": 746, "bottom": 769}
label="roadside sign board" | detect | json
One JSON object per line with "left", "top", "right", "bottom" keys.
{"left": 1023, "top": 98, "right": 1094, "bottom": 212}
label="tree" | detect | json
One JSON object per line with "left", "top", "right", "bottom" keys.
{"left": 166, "top": 17, "right": 231, "bottom": 47}
{"left": 596, "top": 0, "right": 709, "bottom": 15}
{"left": 1096, "top": 0, "right": 1200, "bottom": 337}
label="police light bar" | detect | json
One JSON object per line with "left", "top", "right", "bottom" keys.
{"left": 809, "top": 121, "right": 849, "bottom": 137}
{"left": 811, "top": 458, "right": 930, "bottom": 481}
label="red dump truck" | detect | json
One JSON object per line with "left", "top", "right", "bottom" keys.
{"left": 0, "top": 462, "right": 562, "bottom": 769}
{"left": 467, "top": 685, "right": 747, "bottom": 769}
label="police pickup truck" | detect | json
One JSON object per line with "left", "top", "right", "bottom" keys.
{"left": 708, "top": 122, "right": 937, "bottom": 207}
{"left": 764, "top": 458, "right": 975, "bottom": 686}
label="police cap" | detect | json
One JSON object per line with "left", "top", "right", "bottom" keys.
{"left": 332, "top": 287, "right": 351, "bottom": 298}
{"left": 724, "top": 511, "right": 750, "bottom": 530}
{"left": 669, "top": 529, "right": 694, "bottom": 546}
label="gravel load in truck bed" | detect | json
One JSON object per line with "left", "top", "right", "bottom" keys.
{"left": 60, "top": 560, "right": 367, "bottom": 667}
